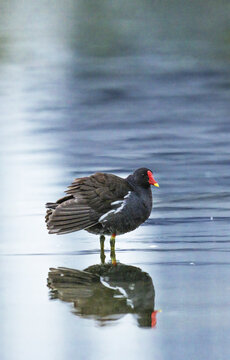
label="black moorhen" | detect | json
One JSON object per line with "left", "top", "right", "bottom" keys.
{"left": 48, "top": 263, "right": 159, "bottom": 327}
{"left": 45, "top": 168, "right": 159, "bottom": 246}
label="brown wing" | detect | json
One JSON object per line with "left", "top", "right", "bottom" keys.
{"left": 65, "top": 172, "right": 131, "bottom": 213}
{"left": 46, "top": 172, "right": 130, "bottom": 235}
{"left": 46, "top": 197, "right": 98, "bottom": 235}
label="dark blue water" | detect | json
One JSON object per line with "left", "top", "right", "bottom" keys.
{"left": 1, "top": 1, "right": 230, "bottom": 359}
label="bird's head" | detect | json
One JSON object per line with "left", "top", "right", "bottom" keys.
{"left": 133, "top": 168, "right": 159, "bottom": 188}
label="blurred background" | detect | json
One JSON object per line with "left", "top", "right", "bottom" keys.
{"left": 0, "top": 0, "right": 230, "bottom": 359}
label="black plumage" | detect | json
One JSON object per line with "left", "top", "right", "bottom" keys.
{"left": 45, "top": 168, "right": 159, "bottom": 236}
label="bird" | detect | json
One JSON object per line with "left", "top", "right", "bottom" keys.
{"left": 45, "top": 167, "right": 159, "bottom": 252}
{"left": 47, "top": 262, "right": 159, "bottom": 327}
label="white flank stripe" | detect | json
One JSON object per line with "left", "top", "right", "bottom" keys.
{"left": 111, "top": 200, "right": 123, "bottom": 205}
{"left": 100, "top": 278, "right": 134, "bottom": 308}
{"left": 124, "top": 191, "right": 131, "bottom": 198}
{"left": 99, "top": 191, "right": 132, "bottom": 223}
{"left": 99, "top": 209, "right": 116, "bottom": 222}
{"left": 114, "top": 200, "right": 126, "bottom": 214}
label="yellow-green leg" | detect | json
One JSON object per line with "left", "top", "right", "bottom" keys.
{"left": 110, "top": 233, "right": 116, "bottom": 265}
{"left": 100, "top": 235, "right": 106, "bottom": 264}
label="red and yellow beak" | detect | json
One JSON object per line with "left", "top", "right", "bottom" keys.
{"left": 147, "top": 170, "right": 159, "bottom": 187}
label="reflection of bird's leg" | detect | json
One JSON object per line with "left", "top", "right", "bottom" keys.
{"left": 100, "top": 235, "right": 106, "bottom": 264}
{"left": 110, "top": 233, "right": 116, "bottom": 265}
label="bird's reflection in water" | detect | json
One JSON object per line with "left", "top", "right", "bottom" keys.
{"left": 47, "top": 249, "right": 160, "bottom": 328}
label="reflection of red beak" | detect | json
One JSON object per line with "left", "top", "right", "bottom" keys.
{"left": 147, "top": 171, "right": 159, "bottom": 187}
{"left": 151, "top": 310, "right": 161, "bottom": 328}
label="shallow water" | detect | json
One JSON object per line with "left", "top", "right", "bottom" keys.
{"left": 1, "top": 1, "right": 230, "bottom": 359}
